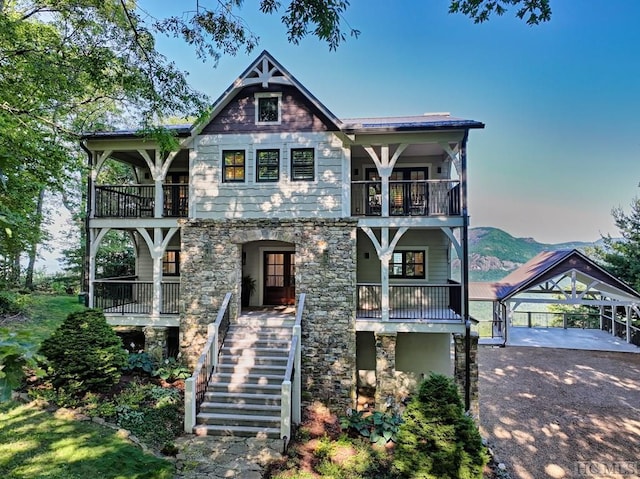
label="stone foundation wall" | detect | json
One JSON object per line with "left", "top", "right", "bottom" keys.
{"left": 453, "top": 333, "right": 479, "bottom": 419}
{"left": 180, "top": 218, "right": 358, "bottom": 412}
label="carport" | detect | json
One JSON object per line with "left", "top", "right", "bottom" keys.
{"left": 470, "top": 249, "right": 640, "bottom": 350}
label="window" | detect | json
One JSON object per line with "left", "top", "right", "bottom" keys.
{"left": 163, "top": 251, "right": 180, "bottom": 276}
{"left": 255, "top": 93, "right": 281, "bottom": 124}
{"left": 291, "top": 148, "right": 315, "bottom": 181}
{"left": 256, "top": 149, "right": 280, "bottom": 182}
{"left": 390, "top": 251, "right": 425, "bottom": 279}
{"left": 222, "top": 150, "right": 245, "bottom": 182}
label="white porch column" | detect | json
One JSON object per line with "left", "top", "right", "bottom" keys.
{"left": 154, "top": 178, "right": 164, "bottom": 218}
{"left": 380, "top": 229, "right": 390, "bottom": 321}
{"left": 626, "top": 306, "right": 632, "bottom": 343}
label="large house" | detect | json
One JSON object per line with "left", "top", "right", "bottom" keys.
{"left": 82, "top": 51, "right": 484, "bottom": 437}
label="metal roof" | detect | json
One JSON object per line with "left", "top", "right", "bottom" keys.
{"left": 469, "top": 249, "right": 640, "bottom": 302}
{"left": 341, "top": 114, "right": 484, "bottom": 132}
{"left": 82, "top": 124, "right": 192, "bottom": 140}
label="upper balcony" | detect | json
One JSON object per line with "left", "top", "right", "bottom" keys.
{"left": 351, "top": 179, "right": 460, "bottom": 217}
{"left": 94, "top": 183, "right": 188, "bottom": 218}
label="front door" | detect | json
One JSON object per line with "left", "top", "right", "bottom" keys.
{"left": 264, "top": 252, "right": 295, "bottom": 305}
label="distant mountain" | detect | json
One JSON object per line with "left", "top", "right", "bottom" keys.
{"left": 454, "top": 227, "right": 604, "bottom": 282}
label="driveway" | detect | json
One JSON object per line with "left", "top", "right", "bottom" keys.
{"left": 478, "top": 346, "right": 640, "bottom": 479}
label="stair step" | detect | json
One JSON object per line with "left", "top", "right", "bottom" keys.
{"left": 210, "top": 372, "right": 284, "bottom": 386}
{"left": 218, "top": 354, "right": 289, "bottom": 366}
{"left": 197, "top": 412, "right": 280, "bottom": 427}
{"left": 207, "top": 382, "right": 282, "bottom": 394}
{"left": 200, "top": 402, "right": 281, "bottom": 415}
{"left": 217, "top": 364, "right": 287, "bottom": 375}
{"left": 193, "top": 424, "right": 281, "bottom": 439}
{"left": 203, "top": 391, "right": 281, "bottom": 405}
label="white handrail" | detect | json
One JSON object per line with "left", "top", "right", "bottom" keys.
{"left": 184, "top": 292, "right": 232, "bottom": 433}
{"left": 280, "top": 293, "right": 305, "bottom": 442}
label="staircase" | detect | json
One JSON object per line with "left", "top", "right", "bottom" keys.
{"left": 193, "top": 308, "right": 296, "bottom": 438}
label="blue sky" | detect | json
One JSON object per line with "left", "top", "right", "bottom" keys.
{"left": 144, "top": 1, "right": 639, "bottom": 243}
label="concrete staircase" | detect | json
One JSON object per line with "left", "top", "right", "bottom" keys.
{"left": 193, "top": 308, "right": 296, "bottom": 438}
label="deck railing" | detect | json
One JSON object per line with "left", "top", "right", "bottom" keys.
{"left": 356, "top": 283, "right": 462, "bottom": 320}
{"left": 511, "top": 312, "right": 601, "bottom": 329}
{"left": 184, "top": 292, "right": 232, "bottom": 433}
{"left": 161, "top": 282, "right": 180, "bottom": 314}
{"left": 281, "top": 293, "right": 304, "bottom": 444}
{"left": 351, "top": 179, "right": 460, "bottom": 217}
{"left": 93, "top": 278, "right": 180, "bottom": 315}
{"left": 94, "top": 184, "right": 189, "bottom": 218}
{"left": 93, "top": 277, "right": 152, "bottom": 314}
{"left": 95, "top": 185, "right": 155, "bottom": 218}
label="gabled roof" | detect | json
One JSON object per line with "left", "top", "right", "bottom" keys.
{"left": 469, "top": 249, "right": 640, "bottom": 302}
{"left": 191, "top": 50, "right": 343, "bottom": 135}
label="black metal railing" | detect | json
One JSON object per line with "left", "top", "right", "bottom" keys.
{"left": 95, "top": 185, "right": 155, "bottom": 218}
{"left": 351, "top": 180, "right": 461, "bottom": 217}
{"left": 93, "top": 279, "right": 152, "bottom": 314}
{"left": 93, "top": 279, "right": 180, "bottom": 314}
{"left": 95, "top": 184, "right": 189, "bottom": 218}
{"left": 161, "top": 282, "right": 180, "bottom": 314}
{"left": 356, "top": 283, "right": 462, "bottom": 320}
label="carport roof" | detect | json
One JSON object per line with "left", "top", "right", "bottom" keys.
{"left": 469, "top": 249, "right": 640, "bottom": 302}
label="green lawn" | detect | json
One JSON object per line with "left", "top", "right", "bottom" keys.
{"left": 0, "top": 401, "right": 173, "bottom": 479}
{"left": 10, "top": 294, "right": 86, "bottom": 346}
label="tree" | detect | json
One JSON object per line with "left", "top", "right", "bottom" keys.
{"left": 449, "top": 0, "right": 551, "bottom": 25}
{"left": 597, "top": 195, "right": 640, "bottom": 292}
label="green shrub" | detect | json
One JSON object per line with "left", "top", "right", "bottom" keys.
{"left": 40, "top": 309, "right": 128, "bottom": 396}
{"left": 0, "top": 328, "right": 44, "bottom": 400}
{"left": 340, "top": 409, "right": 403, "bottom": 445}
{"left": 393, "top": 373, "right": 487, "bottom": 479}
{"left": 154, "top": 356, "right": 190, "bottom": 382}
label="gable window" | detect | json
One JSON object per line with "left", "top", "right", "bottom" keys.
{"left": 390, "top": 250, "right": 425, "bottom": 279}
{"left": 163, "top": 251, "right": 180, "bottom": 276}
{"left": 222, "top": 150, "right": 245, "bottom": 182}
{"left": 256, "top": 149, "right": 280, "bottom": 182}
{"left": 255, "top": 93, "right": 281, "bottom": 124}
{"left": 291, "top": 148, "right": 315, "bottom": 181}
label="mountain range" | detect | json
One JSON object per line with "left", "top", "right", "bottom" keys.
{"left": 455, "top": 227, "right": 604, "bottom": 282}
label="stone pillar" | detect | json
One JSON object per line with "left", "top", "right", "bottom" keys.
{"left": 453, "top": 332, "right": 479, "bottom": 420}
{"left": 143, "top": 326, "right": 168, "bottom": 361}
{"left": 375, "top": 332, "right": 397, "bottom": 411}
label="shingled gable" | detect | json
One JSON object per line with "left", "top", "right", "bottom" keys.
{"left": 191, "top": 50, "right": 343, "bottom": 135}
{"left": 469, "top": 249, "right": 640, "bottom": 302}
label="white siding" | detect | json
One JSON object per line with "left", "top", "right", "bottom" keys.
{"left": 193, "top": 132, "right": 345, "bottom": 219}
{"left": 356, "top": 229, "right": 450, "bottom": 283}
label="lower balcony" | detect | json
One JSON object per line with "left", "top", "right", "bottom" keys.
{"left": 94, "top": 184, "right": 188, "bottom": 218}
{"left": 92, "top": 277, "right": 180, "bottom": 317}
{"left": 356, "top": 283, "right": 463, "bottom": 332}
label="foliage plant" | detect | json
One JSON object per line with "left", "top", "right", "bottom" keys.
{"left": 340, "top": 409, "right": 403, "bottom": 445}
{"left": 40, "top": 309, "right": 128, "bottom": 396}
{"left": 393, "top": 373, "right": 487, "bottom": 479}
{"left": 0, "top": 328, "right": 44, "bottom": 400}
{"left": 154, "top": 356, "right": 191, "bottom": 382}
{"left": 123, "top": 352, "right": 157, "bottom": 376}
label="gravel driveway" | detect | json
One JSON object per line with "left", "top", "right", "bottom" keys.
{"left": 478, "top": 346, "right": 640, "bottom": 479}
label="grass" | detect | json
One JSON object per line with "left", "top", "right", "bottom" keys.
{"left": 0, "top": 401, "right": 173, "bottom": 479}
{"left": 9, "top": 294, "right": 86, "bottom": 346}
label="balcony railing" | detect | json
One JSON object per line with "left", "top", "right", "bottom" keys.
{"left": 351, "top": 180, "right": 460, "bottom": 217}
{"left": 94, "top": 184, "right": 188, "bottom": 218}
{"left": 356, "top": 283, "right": 462, "bottom": 320}
{"left": 93, "top": 278, "right": 180, "bottom": 314}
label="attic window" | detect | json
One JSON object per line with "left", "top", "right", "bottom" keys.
{"left": 255, "top": 93, "right": 281, "bottom": 124}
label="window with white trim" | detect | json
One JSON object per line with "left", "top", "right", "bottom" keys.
{"left": 390, "top": 250, "right": 425, "bottom": 279}
{"left": 255, "top": 93, "right": 281, "bottom": 124}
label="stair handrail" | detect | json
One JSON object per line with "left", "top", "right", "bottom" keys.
{"left": 281, "top": 292, "right": 305, "bottom": 443}
{"left": 184, "top": 291, "right": 232, "bottom": 433}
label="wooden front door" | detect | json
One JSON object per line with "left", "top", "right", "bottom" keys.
{"left": 264, "top": 252, "right": 295, "bottom": 305}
